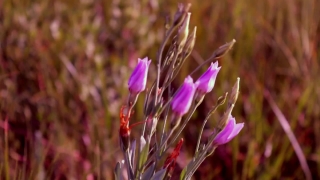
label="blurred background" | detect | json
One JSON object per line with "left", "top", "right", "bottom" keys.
{"left": 1, "top": 0, "right": 319, "bottom": 179}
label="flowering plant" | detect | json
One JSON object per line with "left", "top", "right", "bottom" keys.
{"left": 115, "top": 3, "right": 244, "bottom": 180}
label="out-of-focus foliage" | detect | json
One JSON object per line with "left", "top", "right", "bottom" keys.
{"left": 0, "top": 0, "right": 319, "bottom": 179}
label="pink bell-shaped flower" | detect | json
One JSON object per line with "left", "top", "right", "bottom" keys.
{"left": 171, "top": 76, "right": 196, "bottom": 117}
{"left": 195, "top": 61, "right": 221, "bottom": 95}
{"left": 128, "top": 57, "right": 151, "bottom": 95}
{"left": 213, "top": 116, "right": 244, "bottom": 146}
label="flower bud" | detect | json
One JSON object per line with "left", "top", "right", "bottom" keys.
{"left": 195, "top": 62, "right": 221, "bottom": 95}
{"left": 128, "top": 57, "right": 151, "bottom": 95}
{"left": 229, "top": 77, "right": 240, "bottom": 106}
{"left": 212, "top": 116, "right": 244, "bottom": 146}
{"left": 183, "top": 26, "right": 197, "bottom": 56}
{"left": 146, "top": 116, "right": 158, "bottom": 136}
{"left": 177, "top": 13, "right": 191, "bottom": 51}
{"left": 171, "top": 76, "right": 196, "bottom": 117}
{"left": 173, "top": 3, "right": 191, "bottom": 26}
{"left": 212, "top": 39, "right": 236, "bottom": 58}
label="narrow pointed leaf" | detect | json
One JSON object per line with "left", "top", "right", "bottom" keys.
{"left": 180, "top": 166, "right": 187, "bottom": 180}
{"left": 151, "top": 168, "right": 167, "bottom": 180}
{"left": 141, "top": 162, "right": 155, "bottom": 180}
{"left": 114, "top": 161, "right": 123, "bottom": 180}
{"left": 130, "top": 140, "right": 136, "bottom": 170}
{"left": 138, "top": 137, "right": 150, "bottom": 170}
{"left": 180, "top": 157, "right": 197, "bottom": 180}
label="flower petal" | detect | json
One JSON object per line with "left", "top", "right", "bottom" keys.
{"left": 128, "top": 57, "right": 151, "bottom": 94}
{"left": 213, "top": 118, "right": 235, "bottom": 145}
{"left": 171, "top": 76, "right": 196, "bottom": 116}
{"left": 195, "top": 62, "right": 221, "bottom": 94}
{"left": 227, "top": 123, "right": 244, "bottom": 141}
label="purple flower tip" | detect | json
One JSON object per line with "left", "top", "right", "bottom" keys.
{"left": 128, "top": 57, "right": 151, "bottom": 94}
{"left": 171, "top": 76, "right": 196, "bottom": 117}
{"left": 213, "top": 116, "right": 244, "bottom": 146}
{"left": 195, "top": 61, "right": 221, "bottom": 95}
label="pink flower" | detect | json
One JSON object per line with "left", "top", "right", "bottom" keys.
{"left": 213, "top": 116, "right": 244, "bottom": 145}
{"left": 195, "top": 62, "right": 221, "bottom": 95}
{"left": 171, "top": 76, "right": 196, "bottom": 116}
{"left": 128, "top": 57, "right": 151, "bottom": 94}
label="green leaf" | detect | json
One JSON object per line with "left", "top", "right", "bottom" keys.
{"left": 130, "top": 140, "right": 136, "bottom": 169}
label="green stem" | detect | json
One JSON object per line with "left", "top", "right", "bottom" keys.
{"left": 164, "top": 97, "right": 203, "bottom": 153}
{"left": 195, "top": 97, "right": 224, "bottom": 154}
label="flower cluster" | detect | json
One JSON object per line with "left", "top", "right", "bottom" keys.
{"left": 115, "top": 3, "right": 243, "bottom": 180}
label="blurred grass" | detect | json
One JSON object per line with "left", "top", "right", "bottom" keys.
{"left": 1, "top": 0, "right": 320, "bottom": 179}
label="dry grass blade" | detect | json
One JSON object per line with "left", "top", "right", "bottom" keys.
{"left": 264, "top": 90, "right": 312, "bottom": 180}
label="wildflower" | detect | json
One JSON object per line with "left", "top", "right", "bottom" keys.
{"left": 128, "top": 57, "right": 151, "bottom": 95}
{"left": 171, "top": 76, "right": 196, "bottom": 116}
{"left": 163, "top": 138, "right": 184, "bottom": 179}
{"left": 195, "top": 62, "right": 221, "bottom": 95}
{"left": 213, "top": 116, "right": 244, "bottom": 146}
